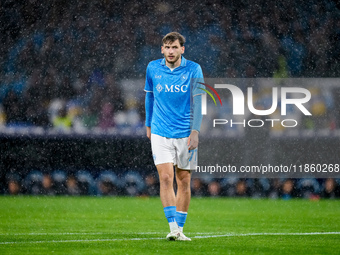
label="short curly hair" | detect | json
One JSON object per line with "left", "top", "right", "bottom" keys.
{"left": 162, "top": 32, "right": 185, "bottom": 46}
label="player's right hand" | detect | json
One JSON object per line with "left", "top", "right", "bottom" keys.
{"left": 146, "top": 126, "right": 151, "bottom": 140}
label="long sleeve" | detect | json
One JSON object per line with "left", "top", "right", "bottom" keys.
{"left": 192, "top": 94, "right": 203, "bottom": 132}
{"left": 145, "top": 92, "right": 154, "bottom": 127}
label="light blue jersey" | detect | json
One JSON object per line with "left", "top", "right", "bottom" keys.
{"left": 144, "top": 56, "right": 204, "bottom": 138}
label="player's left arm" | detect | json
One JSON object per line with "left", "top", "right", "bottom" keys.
{"left": 188, "top": 65, "right": 204, "bottom": 150}
{"left": 188, "top": 94, "right": 202, "bottom": 150}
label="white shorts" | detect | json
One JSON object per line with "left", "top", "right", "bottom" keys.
{"left": 151, "top": 134, "right": 197, "bottom": 170}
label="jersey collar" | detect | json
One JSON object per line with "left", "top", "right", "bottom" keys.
{"left": 161, "top": 56, "right": 187, "bottom": 68}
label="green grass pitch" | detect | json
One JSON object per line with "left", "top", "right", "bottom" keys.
{"left": 0, "top": 196, "right": 339, "bottom": 255}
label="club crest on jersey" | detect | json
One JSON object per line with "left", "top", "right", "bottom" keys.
{"left": 181, "top": 74, "right": 187, "bottom": 81}
{"left": 156, "top": 84, "right": 163, "bottom": 92}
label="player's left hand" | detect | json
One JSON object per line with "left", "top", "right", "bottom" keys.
{"left": 188, "top": 130, "right": 199, "bottom": 150}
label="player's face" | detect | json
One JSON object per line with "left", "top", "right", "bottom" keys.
{"left": 161, "top": 39, "right": 184, "bottom": 66}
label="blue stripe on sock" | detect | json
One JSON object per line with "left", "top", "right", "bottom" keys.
{"left": 175, "top": 211, "right": 187, "bottom": 227}
{"left": 164, "top": 206, "right": 176, "bottom": 223}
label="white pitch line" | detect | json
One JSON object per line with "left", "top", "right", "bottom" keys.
{"left": 0, "top": 232, "right": 105, "bottom": 236}
{"left": 193, "top": 232, "right": 340, "bottom": 238}
{"left": 0, "top": 232, "right": 164, "bottom": 236}
{"left": 0, "top": 237, "right": 164, "bottom": 245}
{"left": 0, "top": 232, "right": 339, "bottom": 245}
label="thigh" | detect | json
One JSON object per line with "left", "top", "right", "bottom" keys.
{"left": 174, "top": 137, "right": 198, "bottom": 171}
{"left": 151, "top": 134, "right": 176, "bottom": 166}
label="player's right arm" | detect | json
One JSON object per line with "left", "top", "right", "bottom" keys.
{"left": 144, "top": 64, "right": 154, "bottom": 140}
{"left": 145, "top": 92, "right": 154, "bottom": 140}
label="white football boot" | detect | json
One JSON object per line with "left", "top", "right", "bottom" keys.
{"left": 166, "top": 229, "right": 181, "bottom": 241}
{"left": 177, "top": 231, "right": 191, "bottom": 241}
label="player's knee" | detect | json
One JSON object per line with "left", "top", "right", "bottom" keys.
{"left": 159, "top": 173, "right": 173, "bottom": 187}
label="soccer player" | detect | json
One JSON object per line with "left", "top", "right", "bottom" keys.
{"left": 144, "top": 32, "right": 204, "bottom": 241}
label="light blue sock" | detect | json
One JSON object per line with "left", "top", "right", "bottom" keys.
{"left": 164, "top": 206, "right": 176, "bottom": 223}
{"left": 176, "top": 211, "right": 188, "bottom": 230}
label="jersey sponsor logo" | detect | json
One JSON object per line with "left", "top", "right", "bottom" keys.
{"left": 156, "top": 84, "right": 163, "bottom": 92}
{"left": 155, "top": 75, "right": 162, "bottom": 79}
{"left": 165, "top": 84, "right": 188, "bottom": 93}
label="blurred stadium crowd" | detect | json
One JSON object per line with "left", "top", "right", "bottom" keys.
{"left": 4, "top": 170, "right": 340, "bottom": 199}
{"left": 0, "top": 0, "right": 339, "bottom": 130}
{"left": 1, "top": 1, "right": 340, "bottom": 199}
